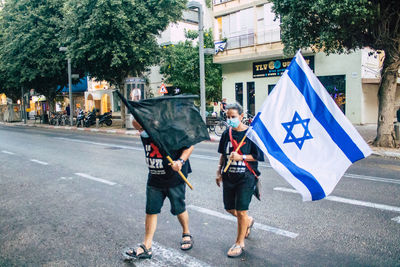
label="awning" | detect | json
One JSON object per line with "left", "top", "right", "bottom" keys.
{"left": 59, "top": 77, "right": 88, "bottom": 93}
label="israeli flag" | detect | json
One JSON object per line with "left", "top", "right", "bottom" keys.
{"left": 247, "top": 51, "right": 372, "bottom": 201}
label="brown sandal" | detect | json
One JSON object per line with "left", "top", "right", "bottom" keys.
{"left": 227, "top": 244, "right": 244, "bottom": 258}
{"left": 245, "top": 217, "right": 255, "bottom": 239}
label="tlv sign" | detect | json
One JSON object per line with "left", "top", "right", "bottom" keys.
{"left": 253, "top": 56, "right": 314, "bottom": 78}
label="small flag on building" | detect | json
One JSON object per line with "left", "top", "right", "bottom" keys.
{"left": 247, "top": 51, "right": 372, "bottom": 201}
{"left": 159, "top": 83, "right": 168, "bottom": 94}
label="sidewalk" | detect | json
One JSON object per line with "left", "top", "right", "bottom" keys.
{"left": 0, "top": 119, "right": 222, "bottom": 142}
{"left": 1, "top": 120, "right": 399, "bottom": 159}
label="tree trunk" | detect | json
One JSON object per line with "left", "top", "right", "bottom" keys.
{"left": 373, "top": 53, "right": 399, "bottom": 148}
{"left": 118, "top": 83, "right": 126, "bottom": 128}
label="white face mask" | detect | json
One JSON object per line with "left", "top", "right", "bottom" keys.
{"left": 140, "top": 130, "right": 149, "bottom": 138}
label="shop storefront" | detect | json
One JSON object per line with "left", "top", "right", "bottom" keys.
{"left": 221, "top": 51, "right": 369, "bottom": 124}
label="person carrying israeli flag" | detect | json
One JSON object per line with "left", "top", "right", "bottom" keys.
{"left": 247, "top": 51, "right": 372, "bottom": 201}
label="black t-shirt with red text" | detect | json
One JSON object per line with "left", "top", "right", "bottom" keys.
{"left": 218, "top": 128, "right": 264, "bottom": 179}
{"left": 141, "top": 136, "right": 192, "bottom": 188}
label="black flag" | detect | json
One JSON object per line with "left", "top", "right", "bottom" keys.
{"left": 116, "top": 91, "right": 210, "bottom": 155}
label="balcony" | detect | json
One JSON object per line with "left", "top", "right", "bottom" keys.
{"left": 226, "top": 33, "right": 255, "bottom": 49}
{"left": 256, "top": 28, "right": 280, "bottom": 44}
{"left": 221, "top": 28, "right": 280, "bottom": 50}
{"left": 214, "top": 28, "right": 283, "bottom": 64}
{"left": 213, "top": 0, "right": 234, "bottom": 5}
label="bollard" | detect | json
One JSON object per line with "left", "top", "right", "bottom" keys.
{"left": 96, "top": 118, "right": 99, "bottom": 128}
{"left": 395, "top": 123, "right": 400, "bottom": 140}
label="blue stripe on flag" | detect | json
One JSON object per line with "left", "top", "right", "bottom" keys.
{"left": 287, "top": 60, "right": 365, "bottom": 163}
{"left": 252, "top": 114, "right": 326, "bottom": 200}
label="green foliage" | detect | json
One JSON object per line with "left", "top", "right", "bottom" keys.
{"left": 270, "top": 0, "right": 399, "bottom": 56}
{"left": 63, "top": 0, "right": 187, "bottom": 87}
{"left": 160, "top": 29, "right": 222, "bottom": 102}
{"left": 0, "top": 0, "right": 70, "bottom": 102}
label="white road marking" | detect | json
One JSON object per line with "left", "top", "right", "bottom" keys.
{"left": 30, "top": 159, "right": 49, "bottom": 165}
{"left": 55, "top": 137, "right": 399, "bottom": 186}
{"left": 55, "top": 137, "right": 142, "bottom": 151}
{"left": 126, "top": 241, "right": 212, "bottom": 267}
{"left": 391, "top": 216, "right": 400, "bottom": 223}
{"left": 343, "top": 173, "right": 400, "bottom": 185}
{"left": 1, "top": 150, "right": 15, "bottom": 155}
{"left": 274, "top": 187, "right": 400, "bottom": 213}
{"left": 75, "top": 173, "right": 116, "bottom": 186}
{"left": 187, "top": 205, "right": 298, "bottom": 239}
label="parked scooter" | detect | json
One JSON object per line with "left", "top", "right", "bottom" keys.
{"left": 98, "top": 112, "right": 112, "bottom": 126}
{"left": 84, "top": 109, "right": 97, "bottom": 127}
{"left": 76, "top": 110, "right": 85, "bottom": 127}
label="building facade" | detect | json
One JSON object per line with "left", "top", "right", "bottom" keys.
{"left": 213, "top": 0, "right": 400, "bottom": 124}
{"left": 147, "top": 0, "right": 213, "bottom": 96}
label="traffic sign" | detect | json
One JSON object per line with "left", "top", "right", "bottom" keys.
{"left": 159, "top": 83, "right": 168, "bottom": 94}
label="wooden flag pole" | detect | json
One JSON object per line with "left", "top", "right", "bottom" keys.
{"left": 166, "top": 156, "right": 194, "bottom": 190}
{"left": 223, "top": 134, "right": 247, "bottom": 173}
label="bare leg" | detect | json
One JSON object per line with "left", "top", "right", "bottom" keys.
{"left": 226, "top": 209, "right": 237, "bottom": 217}
{"left": 227, "top": 210, "right": 251, "bottom": 257}
{"left": 177, "top": 210, "right": 192, "bottom": 250}
{"left": 135, "top": 214, "right": 157, "bottom": 255}
{"left": 235, "top": 210, "right": 248, "bottom": 246}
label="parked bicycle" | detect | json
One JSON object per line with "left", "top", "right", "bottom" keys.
{"left": 242, "top": 112, "right": 254, "bottom": 126}
{"left": 206, "top": 116, "right": 228, "bottom": 137}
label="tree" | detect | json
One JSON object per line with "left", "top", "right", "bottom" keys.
{"left": 270, "top": 0, "right": 400, "bottom": 148}
{"left": 159, "top": 29, "right": 222, "bottom": 102}
{"left": 63, "top": 0, "right": 187, "bottom": 127}
{"left": 0, "top": 0, "right": 72, "bottom": 111}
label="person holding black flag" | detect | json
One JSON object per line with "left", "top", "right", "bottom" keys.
{"left": 216, "top": 103, "right": 264, "bottom": 258}
{"left": 117, "top": 92, "right": 210, "bottom": 261}
{"left": 124, "top": 120, "right": 194, "bottom": 259}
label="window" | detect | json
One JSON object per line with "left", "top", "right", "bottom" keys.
{"left": 257, "top": 3, "right": 280, "bottom": 44}
{"left": 318, "top": 75, "right": 346, "bottom": 114}
{"left": 215, "top": 8, "right": 255, "bottom": 49}
{"left": 268, "top": 84, "right": 276, "bottom": 95}
{"left": 247, "top": 82, "right": 255, "bottom": 116}
{"left": 235, "top": 83, "right": 243, "bottom": 106}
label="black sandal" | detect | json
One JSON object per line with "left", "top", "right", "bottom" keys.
{"left": 124, "top": 244, "right": 152, "bottom": 260}
{"left": 180, "top": 233, "right": 194, "bottom": 251}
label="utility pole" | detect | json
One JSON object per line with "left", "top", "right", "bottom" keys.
{"left": 60, "top": 47, "right": 73, "bottom": 126}
{"left": 187, "top": 1, "right": 206, "bottom": 122}
{"left": 67, "top": 58, "right": 73, "bottom": 126}
{"left": 21, "top": 87, "right": 26, "bottom": 124}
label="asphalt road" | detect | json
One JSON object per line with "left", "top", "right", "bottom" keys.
{"left": 0, "top": 125, "right": 399, "bottom": 267}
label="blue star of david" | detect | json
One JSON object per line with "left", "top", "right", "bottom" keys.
{"left": 281, "top": 111, "right": 313, "bottom": 150}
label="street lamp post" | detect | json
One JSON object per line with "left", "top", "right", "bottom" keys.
{"left": 59, "top": 47, "right": 73, "bottom": 126}
{"left": 187, "top": 1, "right": 206, "bottom": 122}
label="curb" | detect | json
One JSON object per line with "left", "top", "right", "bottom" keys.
{"left": 1, "top": 121, "right": 398, "bottom": 159}
{"left": 0, "top": 121, "right": 221, "bottom": 142}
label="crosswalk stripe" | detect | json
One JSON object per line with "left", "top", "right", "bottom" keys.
{"left": 127, "top": 241, "right": 212, "bottom": 267}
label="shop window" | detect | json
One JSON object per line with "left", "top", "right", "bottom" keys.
{"left": 268, "top": 84, "right": 276, "bottom": 95}
{"left": 235, "top": 83, "right": 243, "bottom": 106}
{"left": 247, "top": 82, "right": 255, "bottom": 115}
{"left": 317, "top": 75, "right": 346, "bottom": 114}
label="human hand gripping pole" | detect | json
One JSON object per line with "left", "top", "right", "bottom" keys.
{"left": 223, "top": 133, "right": 247, "bottom": 173}
{"left": 166, "top": 156, "right": 193, "bottom": 190}
{"left": 115, "top": 90, "right": 194, "bottom": 190}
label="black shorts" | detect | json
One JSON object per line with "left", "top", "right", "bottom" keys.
{"left": 222, "top": 172, "right": 256, "bottom": 211}
{"left": 146, "top": 183, "right": 186, "bottom": 216}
